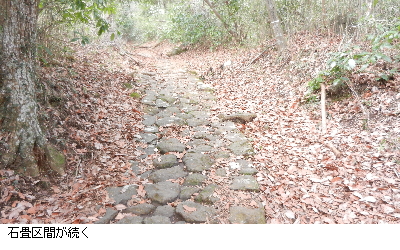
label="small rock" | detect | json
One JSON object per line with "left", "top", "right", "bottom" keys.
{"left": 106, "top": 185, "right": 138, "bottom": 205}
{"left": 143, "top": 106, "right": 160, "bottom": 116}
{"left": 156, "top": 99, "right": 170, "bottom": 108}
{"left": 157, "top": 138, "right": 186, "bottom": 153}
{"left": 130, "top": 161, "right": 140, "bottom": 175}
{"left": 213, "top": 122, "right": 238, "bottom": 134}
{"left": 94, "top": 208, "right": 118, "bottom": 224}
{"left": 152, "top": 154, "right": 179, "bottom": 169}
{"left": 229, "top": 206, "right": 266, "bottom": 224}
{"left": 195, "top": 184, "right": 219, "bottom": 204}
{"left": 144, "top": 126, "right": 159, "bottom": 133}
{"left": 183, "top": 173, "right": 208, "bottom": 186}
{"left": 193, "top": 132, "right": 217, "bottom": 141}
{"left": 116, "top": 216, "right": 143, "bottom": 224}
{"left": 159, "top": 95, "right": 177, "bottom": 104}
{"left": 142, "top": 116, "right": 157, "bottom": 126}
{"left": 176, "top": 201, "right": 216, "bottom": 223}
{"left": 143, "top": 215, "right": 171, "bottom": 224}
{"left": 145, "top": 181, "right": 180, "bottom": 204}
{"left": 224, "top": 132, "right": 248, "bottom": 142}
{"left": 183, "top": 153, "right": 214, "bottom": 172}
{"left": 180, "top": 186, "right": 201, "bottom": 200}
{"left": 213, "top": 151, "right": 231, "bottom": 159}
{"left": 149, "top": 165, "right": 188, "bottom": 183}
{"left": 139, "top": 133, "right": 158, "bottom": 144}
{"left": 187, "top": 118, "right": 210, "bottom": 127}
{"left": 215, "top": 168, "right": 227, "bottom": 176}
{"left": 219, "top": 113, "right": 257, "bottom": 124}
{"left": 154, "top": 205, "right": 175, "bottom": 217}
{"left": 122, "top": 203, "right": 156, "bottom": 215}
{"left": 228, "top": 141, "right": 254, "bottom": 156}
{"left": 231, "top": 176, "right": 259, "bottom": 191}
{"left": 239, "top": 167, "right": 258, "bottom": 175}
{"left": 140, "top": 170, "right": 153, "bottom": 180}
{"left": 187, "top": 144, "right": 214, "bottom": 153}
{"left": 156, "top": 117, "right": 185, "bottom": 126}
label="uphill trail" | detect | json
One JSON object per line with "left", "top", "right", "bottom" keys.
{"left": 96, "top": 52, "right": 267, "bottom": 224}
{"left": 93, "top": 40, "right": 399, "bottom": 224}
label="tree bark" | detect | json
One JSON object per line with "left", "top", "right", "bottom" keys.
{"left": 0, "top": 0, "right": 64, "bottom": 176}
{"left": 265, "top": 0, "right": 287, "bottom": 51}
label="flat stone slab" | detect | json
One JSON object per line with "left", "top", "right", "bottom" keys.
{"left": 215, "top": 168, "right": 227, "bottom": 176}
{"left": 190, "top": 111, "right": 210, "bottom": 119}
{"left": 130, "top": 161, "right": 140, "bottom": 175}
{"left": 144, "top": 126, "right": 159, "bottom": 133}
{"left": 224, "top": 132, "right": 248, "bottom": 142}
{"left": 122, "top": 203, "right": 156, "bottom": 215}
{"left": 187, "top": 118, "right": 210, "bottom": 127}
{"left": 139, "top": 133, "right": 157, "bottom": 144}
{"left": 143, "top": 106, "right": 160, "bottom": 115}
{"left": 145, "top": 181, "right": 180, "bottom": 204}
{"left": 229, "top": 160, "right": 254, "bottom": 170}
{"left": 219, "top": 113, "right": 257, "bottom": 124}
{"left": 159, "top": 94, "right": 177, "bottom": 104}
{"left": 106, "top": 185, "right": 138, "bottom": 205}
{"left": 149, "top": 165, "right": 188, "bottom": 183}
{"left": 231, "top": 176, "right": 259, "bottom": 191}
{"left": 193, "top": 132, "right": 217, "bottom": 141}
{"left": 195, "top": 184, "right": 219, "bottom": 204}
{"left": 142, "top": 116, "right": 157, "bottom": 126}
{"left": 213, "top": 122, "right": 238, "bottom": 134}
{"left": 229, "top": 206, "right": 266, "bottom": 224}
{"left": 143, "top": 215, "right": 171, "bottom": 224}
{"left": 153, "top": 154, "right": 178, "bottom": 169}
{"left": 213, "top": 151, "right": 230, "bottom": 159}
{"left": 228, "top": 141, "right": 254, "bottom": 156}
{"left": 156, "top": 99, "right": 170, "bottom": 108}
{"left": 154, "top": 205, "right": 175, "bottom": 217}
{"left": 176, "top": 201, "right": 216, "bottom": 223}
{"left": 156, "top": 117, "right": 186, "bottom": 126}
{"left": 157, "top": 138, "right": 186, "bottom": 153}
{"left": 187, "top": 144, "right": 214, "bottom": 153}
{"left": 116, "top": 216, "right": 143, "bottom": 224}
{"left": 95, "top": 208, "right": 118, "bottom": 224}
{"left": 183, "top": 153, "right": 215, "bottom": 172}
{"left": 142, "top": 95, "right": 157, "bottom": 105}
{"left": 183, "top": 173, "right": 208, "bottom": 186}
{"left": 180, "top": 186, "right": 200, "bottom": 200}
{"left": 181, "top": 104, "right": 199, "bottom": 112}
{"left": 239, "top": 167, "right": 258, "bottom": 175}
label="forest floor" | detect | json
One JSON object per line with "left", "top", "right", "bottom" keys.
{"left": 1, "top": 32, "right": 400, "bottom": 224}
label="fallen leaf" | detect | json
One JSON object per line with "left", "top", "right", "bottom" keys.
{"left": 361, "top": 196, "right": 376, "bottom": 203}
{"left": 331, "top": 177, "right": 342, "bottom": 183}
{"left": 27, "top": 206, "right": 37, "bottom": 214}
{"left": 115, "top": 204, "right": 127, "bottom": 210}
{"left": 137, "top": 185, "right": 146, "bottom": 197}
{"left": 249, "top": 200, "right": 258, "bottom": 207}
{"left": 285, "top": 210, "right": 295, "bottom": 219}
{"left": 183, "top": 205, "right": 197, "bottom": 212}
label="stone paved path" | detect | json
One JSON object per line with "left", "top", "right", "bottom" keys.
{"left": 97, "top": 59, "right": 265, "bottom": 224}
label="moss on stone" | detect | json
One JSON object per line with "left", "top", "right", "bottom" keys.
{"left": 45, "top": 145, "right": 66, "bottom": 176}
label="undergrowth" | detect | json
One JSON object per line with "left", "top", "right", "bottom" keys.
{"left": 305, "top": 19, "right": 400, "bottom": 102}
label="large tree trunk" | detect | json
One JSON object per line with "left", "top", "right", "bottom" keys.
{"left": 266, "top": 0, "right": 287, "bottom": 51}
{"left": 0, "top": 0, "right": 65, "bottom": 176}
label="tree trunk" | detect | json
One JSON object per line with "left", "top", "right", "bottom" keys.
{"left": 203, "top": 0, "right": 240, "bottom": 42}
{"left": 0, "top": 0, "right": 65, "bottom": 176}
{"left": 265, "top": 0, "right": 287, "bottom": 51}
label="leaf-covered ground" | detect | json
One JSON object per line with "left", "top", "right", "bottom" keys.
{"left": 1, "top": 32, "right": 399, "bottom": 224}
